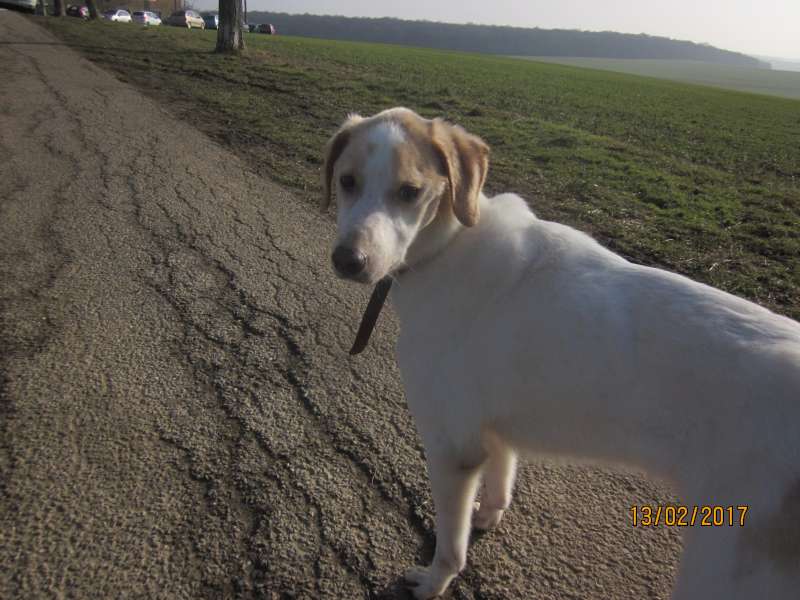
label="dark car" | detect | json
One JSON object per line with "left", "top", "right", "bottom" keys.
{"left": 202, "top": 13, "right": 218, "bottom": 29}
{"left": 166, "top": 9, "right": 204, "bottom": 29}
{"left": 256, "top": 23, "right": 276, "bottom": 34}
{"left": 66, "top": 4, "right": 89, "bottom": 18}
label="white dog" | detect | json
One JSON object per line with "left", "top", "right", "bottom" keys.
{"left": 322, "top": 107, "right": 800, "bottom": 599}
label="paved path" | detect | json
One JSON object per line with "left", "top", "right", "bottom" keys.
{"left": 0, "top": 12, "right": 680, "bottom": 599}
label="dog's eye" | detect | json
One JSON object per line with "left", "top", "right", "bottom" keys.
{"left": 339, "top": 174, "right": 356, "bottom": 191}
{"left": 398, "top": 184, "right": 421, "bottom": 203}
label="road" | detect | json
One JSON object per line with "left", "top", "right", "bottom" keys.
{"left": 0, "top": 11, "right": 680, "bottom": 599}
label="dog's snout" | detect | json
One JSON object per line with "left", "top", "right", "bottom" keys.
{"left": 332, "top": 245, "right": 367, "bottom": 278}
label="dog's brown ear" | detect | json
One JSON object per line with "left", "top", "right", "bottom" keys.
{"left": 431, "top": 118, "right": 489, "bottom": 227}
{"left": 321, "top": 114, "right": 363, "bottom": 211}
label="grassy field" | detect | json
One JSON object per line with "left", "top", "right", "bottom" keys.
{"left": 517, "top": 57, "right": 800, "bottom": 100}
{"left": 38, "top": 18, "right": 800, "bottom": 320}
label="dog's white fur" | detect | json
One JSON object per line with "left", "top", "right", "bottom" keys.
{"left": 324, "top": 107, "right": 800, "bottom": 599}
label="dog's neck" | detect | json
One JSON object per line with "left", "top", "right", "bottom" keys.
{"left": 397, "top": 200, "right": 468, "bottom": 277}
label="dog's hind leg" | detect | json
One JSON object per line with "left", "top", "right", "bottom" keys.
{"left": 405, "top": 453, "right": 482, "bottom": 599}
{"left": 474, "top": 433, "right": 517, "bottom": 531}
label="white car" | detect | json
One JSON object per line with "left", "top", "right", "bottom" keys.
{"left": 102, "top": 9, "right": 132, "bottom": 23}
{"left": 132, "top": 11, "right": 161, "bottom": 26}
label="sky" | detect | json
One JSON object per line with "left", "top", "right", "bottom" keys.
{"left": 197, "top": 0, "right": 800, "bottom": 59}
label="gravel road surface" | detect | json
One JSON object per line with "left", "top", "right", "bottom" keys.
{"left": 0, "top": 12, "right": 680, "bottom": 599}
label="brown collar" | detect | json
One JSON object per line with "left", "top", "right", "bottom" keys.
{"left": 349, "top": 276, "right": 394, "bottom": 355}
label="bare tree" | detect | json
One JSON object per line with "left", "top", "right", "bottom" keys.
{"left": 86, "top": 0, "right": 99, "bottom": 19}
{"left": 53, "top": 0, "right": 65, "bottom": 16}
{"left": 216, "top": 0, "right": 245, "bottom": 53}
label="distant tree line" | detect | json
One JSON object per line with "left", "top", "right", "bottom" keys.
{"left": 247, "top": 12, "right": 769, "bottom": 69}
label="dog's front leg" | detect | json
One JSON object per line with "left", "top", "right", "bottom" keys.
{"left": 406, "top": 453, "right": 482, "bottom": 599}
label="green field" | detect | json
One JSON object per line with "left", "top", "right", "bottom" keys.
{"left": 517, "top": 57, "right": 800, "bottom": 100}
{"left": 38, "top": 18, "right": 800, "bottom": 320}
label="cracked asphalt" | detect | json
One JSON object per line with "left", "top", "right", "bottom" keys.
{"left": 1, "top": 12, "right": 681, "bottom": 600}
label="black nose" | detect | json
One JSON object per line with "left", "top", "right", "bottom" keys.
{"left": 332, "top": 246, "right": 367, "bottom": 278}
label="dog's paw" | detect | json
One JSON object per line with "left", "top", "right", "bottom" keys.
{"left": 473, "top": 501, "right": 505, "bottom": 531}
{"left": 404, "top": 566, "right": 446, "bottom": 599}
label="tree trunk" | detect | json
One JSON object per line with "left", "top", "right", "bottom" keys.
{"left": 53, "top": 0, "right": 65, "bottom": 16}
{"left": 39, "top": 0, "right": 48, "bottom": 16}
{"left": 86, "top": 0, "right": 99, "bottom": 19}
{"left": 216, "top": 0, "right": 245, "bottom": 53}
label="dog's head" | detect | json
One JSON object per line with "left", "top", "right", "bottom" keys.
{"left": 322, "top": 107, "right": 489, "bottom": 284}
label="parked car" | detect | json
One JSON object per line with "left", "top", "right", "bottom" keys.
{"left": 102, "top": 9, "right": 132, "bottom": 22}
{"left": 132, "top": 10, "right": 161, "bottom": 25}
{"left": 201, "top": 13, "right": 218, "bottom": 29}
{"left": 66, "top": 4, "right": 89, "bottom": 18}
{"left": 166, "top": 9, "right": 205, "bottom": 29}
{"left": 256, "top": 23, "right": 276, "bottom": 35}
{"left": 5, "top": 0, "right": 37, "bottom": 12}
{"left": 248, "top": 23, "right": 258, "bottom": 33}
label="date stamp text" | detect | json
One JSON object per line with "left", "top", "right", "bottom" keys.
{"left": 630, "top": 505, "right": 749, "bottom": 527}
